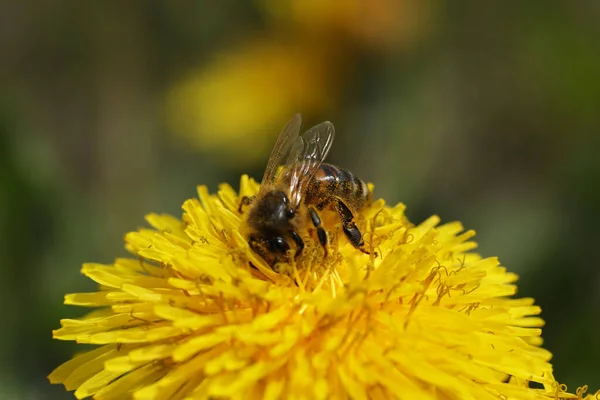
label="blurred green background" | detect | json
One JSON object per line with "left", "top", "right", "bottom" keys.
{"left": 1, "top": 1, "right": 599, "bottom": 398}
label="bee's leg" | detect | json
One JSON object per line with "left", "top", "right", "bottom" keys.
{"left": 238, "top": 196, "right": 255, "bottom": 213}
{"left": 290, "top": 230, "right": 304, "bottom": 256}
{"left": 333, "top": 198, "right": 371, "bottom": 255}
{"left": 308, "top": 206, "right": 328, "bottom": 252}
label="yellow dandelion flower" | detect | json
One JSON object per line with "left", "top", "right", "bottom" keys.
{"left": 50, "top": 175, "right": 596, "bottom": 399}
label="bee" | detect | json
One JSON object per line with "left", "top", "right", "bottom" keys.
{"left": 241, "top": 114, "right": 373, "bottom": 267}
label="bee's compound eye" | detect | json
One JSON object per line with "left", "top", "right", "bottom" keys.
{"left": 268, "top": 237, "right": 290, "bottom": 253}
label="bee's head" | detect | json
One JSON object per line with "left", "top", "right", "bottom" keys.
{"left": 245, "top": 190, "right": 297, "bottom": 267}
{"left": 251, "top": 190, "right": 295, "bottom": 228}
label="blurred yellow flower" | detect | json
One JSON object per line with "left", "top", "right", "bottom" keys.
{"left": 164, "top": 1, "right": 433, "bottom": 165}
{"left": 49, "top": 175, "right": 595, "bottom": 399}
{"left": 165, "top": 41, "right": 335, "bottom": 164}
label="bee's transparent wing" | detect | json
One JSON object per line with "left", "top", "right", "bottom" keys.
{"left": 259, "top": 114, "right": 303, "bottom": 189}
{"left": 285, "top": 121, "right": 336, "bottom": 209}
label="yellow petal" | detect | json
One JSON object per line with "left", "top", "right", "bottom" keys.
{"left": 94, "top": 363, "right": 165, "bottom": 400}
{"left": 48, "top": 344, "right": 117, "bottom": 386}
{"left": 172, "top": 332, "right": 231, "bottom": 362}
{"left": 74, "top": 369, "right": 125, "bottom": 399}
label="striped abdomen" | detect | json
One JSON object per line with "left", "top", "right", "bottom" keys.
{"left": 305, "top": 163, "right": 371, "bottom": 211}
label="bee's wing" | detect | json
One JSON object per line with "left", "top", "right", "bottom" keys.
{"left": 285, "top": 121, "right": 335, "bottom": 209}
{"left": 260, "top": 114, "right": 303, "bottom": 188}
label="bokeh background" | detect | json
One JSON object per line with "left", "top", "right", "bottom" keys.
{"left": 1, "top": 1, "right": 599, "bottom": 398}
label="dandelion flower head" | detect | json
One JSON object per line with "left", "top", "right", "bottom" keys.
{"left": 49, "top": 174, "right": 597, "bottom": 399}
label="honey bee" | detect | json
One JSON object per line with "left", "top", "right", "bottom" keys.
{"left": 241, "top": 114, "right": 373, "bottom": 267}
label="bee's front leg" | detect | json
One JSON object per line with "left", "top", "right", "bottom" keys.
{"left": 290, "top": 230, "right": 305, "bottom": 256}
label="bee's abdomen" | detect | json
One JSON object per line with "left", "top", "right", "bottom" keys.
{"left": 308, "top": 163, "right": 370, "bottom": 209}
